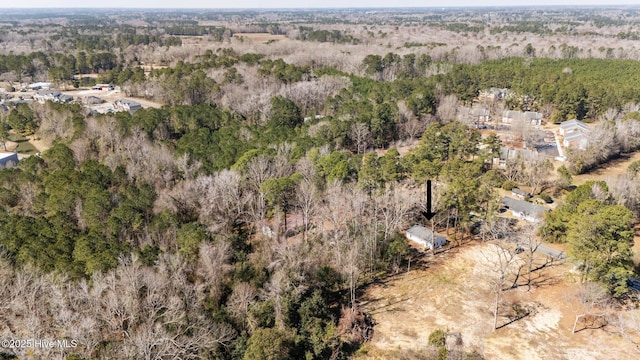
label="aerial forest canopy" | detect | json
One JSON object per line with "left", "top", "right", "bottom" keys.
{"left": 0, "top": 7, "right": 640, "bottom": 360}
{"left": 436, "top": 57, "right": 640, "bottom": 120}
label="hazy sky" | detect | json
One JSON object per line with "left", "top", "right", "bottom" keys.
{"left": 2, "top": 0, "right": 639, "bottom": 9}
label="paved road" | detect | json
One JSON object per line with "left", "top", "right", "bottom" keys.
{"left": 536, "top": 244, "right": 565, "bottom": 260}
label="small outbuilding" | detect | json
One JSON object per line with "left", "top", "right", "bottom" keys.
{"left": 0, "top": 152, "right": 19, "bottom": 169}
{"left": 405, "top": 225, "right": 447, "bottom": 251}
{"left": 511, "top": 188, "right": 531, "bottom": 199}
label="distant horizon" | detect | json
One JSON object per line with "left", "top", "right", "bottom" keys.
{"left": 1, "top": 0, "right": 639, "bottom": 10}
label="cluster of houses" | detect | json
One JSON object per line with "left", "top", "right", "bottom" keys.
{"left": 404, "top": 193, "right": 550, "bottom": 252}
{"left": 33, "top": 91, "right": 74, "bottom": 104}
{"left": 1, "top": 82, "right": 142, "bottom": 115}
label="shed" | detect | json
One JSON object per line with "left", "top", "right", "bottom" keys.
{"left": 406, "top": 225, "right": 447, "bottom": 251}
{"left": 511, "top": 188, "right": 531, "bottom": 199}
{"left": 0, "top": 152, "right": 19, "bottom": 169}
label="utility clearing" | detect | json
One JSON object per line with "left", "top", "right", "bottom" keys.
{"left": 359, "top": 242, "right": 640, "bottom": 359}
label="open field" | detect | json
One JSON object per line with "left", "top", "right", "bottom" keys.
{"left": 359, "top": 242, "right": 640, "bottom": 360}
{"left": 233, "top": 33, "right": 289, "bottom": 44}
{"left": 572, "top": 152, "right": 640, "bottom": 186}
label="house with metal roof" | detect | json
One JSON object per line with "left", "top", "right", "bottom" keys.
{"left": 559, "top": 119, "right": 589, "bottom": 136}
{"left": 114, "top": 99, "right": 142, "bottom": 114}
{"left": 405, "top": 225, "right": 447, "bottom": 251}
{"left": 501, "top": 197, "right": 550, "bottom": 223}
{"left": 502, "top": 110, "right": 543, "bottom": 126}
{"left": 559, "top": 119, "right": 590, "bottom": 150}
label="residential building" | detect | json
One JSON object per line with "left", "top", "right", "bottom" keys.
{"left": 501, "top": 110, "right": 521, "bottom": 124}
{"left": 523, "top": 111, "right": 543, "bottom": 126}
{"left": 495, "top": 146, "right": 541, "bottom": 167}
{"left": 559, "top": 119, "right": 590, "bottom": 150}
{"left": 91, "top": 84, "right": 115, "bottom": 91}
{"left": 501, "top": 197, "right": 550, "bottom": 223}
{"left": 558, "top": 119, "right": 589, "bottom": 136}
{"left": 114, "top": 99, "right": 142, "bottom": 114}
{"left": 27, "top": 82, "right": 53, "bottom": 90}
{"left": 479, "top": 87, "right": 508, "bottom": 101}
{"left": 563, "top": 131, "right": 589, "bottom": 150}
{"left": 502, "top": 110, "right": 543, "bottom": 126}
{"left": 405, "top": 225, "right": 447, "bottom": 251}
{"left": 470, "top": 108, "right": 491, "bottom": 125}
{"left": 33, "top": 91, "right": 73, "bottom": 104}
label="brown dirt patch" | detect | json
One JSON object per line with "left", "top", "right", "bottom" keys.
{"left": 27, "top": 136, "right": 49, "bottom": 153}
{"left": 359, "top": 242, "right": 640, "bottom": 359}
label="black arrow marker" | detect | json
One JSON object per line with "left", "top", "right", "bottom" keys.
{"left": 424, "top": 179, "right": 437, "bottom": 220}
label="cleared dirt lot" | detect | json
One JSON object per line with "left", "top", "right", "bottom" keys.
{"left": 359, "top": 242, "right": 640, "bottom": 359}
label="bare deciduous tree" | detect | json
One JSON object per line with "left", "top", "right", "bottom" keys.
{"left": 436, "top": 94, "right": 459, "bottom": 123}
{"left": 517, "top": 224, "right": 543, "bottom": 288}
{"left": 571, "top": 282, "right": 611, "bottom": 334}
{"left": 482, "top": 242, "right": 522, "bottom": 330}
{"left": 296, "top": 180, "right": 319, "bottom": 240}
{"left": 350, "top": 122, "right": 371, "bottom": 155}
{"left": 227, "top": 282, "right": 257, "bottom": 331}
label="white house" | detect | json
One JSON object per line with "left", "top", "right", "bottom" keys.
{"left": 501, "top": 110, "right": 521, "bottom": 124}
{"left": 559, "top": 119, "right": 590, "bottom": 150}
{"left": 558, "top": 119, "right": 589, "bottom": 136}
{"left": 92, "top": 84, "right": 115, "bottom": 91}
{"left": 0, "top": 152, "right": 19, "bottom": 169}
{"left": 406, "top": 225, "right": 447, "bottom": 251}
{"left": 27, "top": 82, "right": 53, "bottom": 90}
{"left": 502, "top": 110, "right": 543, "bottom": 126}
{"left": 523, "top": 111, "right": 543, "bottom": 126}
{"left": 563, "top": 131, "right": 589, "bottom": 150}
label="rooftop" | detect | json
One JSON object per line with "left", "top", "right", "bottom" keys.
{"left": 560, "top": 119, "right": 589, "bottom": 131}
{"left": 501, "top": 197, "right": 549, "bottom": 219}
{"left": 406, "top": 225, "right": 446, "bottom": 242}
{"left": 0, "top": 152, "right": 18, "bottom": 160}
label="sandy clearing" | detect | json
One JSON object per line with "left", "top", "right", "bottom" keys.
{"left": 360, "top": 242, "right": 640, "bottom": 359}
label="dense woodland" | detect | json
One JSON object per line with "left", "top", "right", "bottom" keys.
{"left": 1, "top": 7, "right": 640, "bottom": 359}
